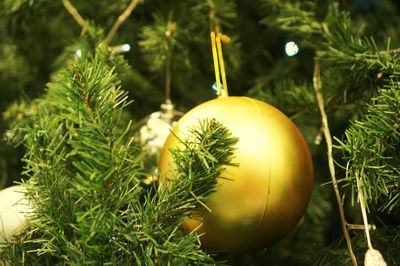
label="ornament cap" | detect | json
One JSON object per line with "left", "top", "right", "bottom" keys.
{"left": 160, "top": 99, "right": 174, "bottom": 112}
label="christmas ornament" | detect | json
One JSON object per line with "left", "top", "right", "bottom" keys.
{"left": 365, "top": 248, "right": 387, "bottom": 266}
{"left": 134, "top": 100, "right": 183, "bottom": 179}
{"left": 158, "top": 96, "right": 314, "bottom": 252}
{"left": 0, "top": 185, "right": 33, "bottom": 243}
{"left": 136, "top": 100, "right": 182, "bottom": 157}
{"left": 159, "top": 26, "right": 313, "bottom": 252}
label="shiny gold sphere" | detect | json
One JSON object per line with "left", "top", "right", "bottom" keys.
{"left": 158, "top": 96, "right": 313, "bottom": 252}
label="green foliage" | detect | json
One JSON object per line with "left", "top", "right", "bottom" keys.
{"left": 0, "top": 50, "right": 239, "bottom": 264}
{"left": 2, "top": 0, "right": 400, "bottom": 265}
{"left": 258, "top": 1, "right": 400, "bottom": 264}
{"left": 0, "top": 43, "right": 32, "bottom": 98}
{"left": 336, "top": 77, "right": 400, "bottom": 214}
{"left": 190, "top": 0, "right": 237, "bottom": 30}
{"left": 139, "top": 13, "right": 179, "bottom": 72}
{"left": 248, "top": 79, "right": 316, "bottom": 117}
{"left": 261, "top": 1, "right": 321, "bottom": 37}
{"left": 0, "top": 0, "right": 35, "bottom": 15}
{"left": 315, "top": 225, "right": 400, "bottom": 265}
{"left": 1, "top": 52, "right": 140, "bottom": 264}
{"left": 168, "top": 118, "right": 238, "bottom": 201}
{"left": 262, "top": 1, "right": 400, "bottom": 83}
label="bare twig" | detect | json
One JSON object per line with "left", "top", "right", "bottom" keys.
{"left": 353, "top": 164, "right": 388, "bottom": 265}
{"left": 346, "top": 223, "right": 374, "bottom": 231}
{"left": 378, "top": 47, "right": 400, "bottom": 55}
{"left": 355, "top": 166, "right": 373, "bottom": 249}
{"left": 313, "top": 57, "right": 358, "bottom": 266}
{"left": 102, "top": 0, "right": 140, "bottom": 45}
{"left": 314, "top": 123, "right": 324, "bottom": 145}
{"left": 62, "top": 0, "right": 86, "bottom": 27}
{"left": 62, "top": 0, "right": 140, "bottom": 46}
{"left": 165, "top": 32, "right": 172, "bottom": 102}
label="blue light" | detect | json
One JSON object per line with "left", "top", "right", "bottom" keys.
{"left": 212, "top": 82, "right": 224, "bottom": 95}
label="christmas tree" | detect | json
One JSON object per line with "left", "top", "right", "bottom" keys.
{"left": 0, "top": 0, "right": 399, "bottom": 265}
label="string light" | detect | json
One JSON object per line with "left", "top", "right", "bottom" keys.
{"left": 121, "top": 43, "right": 131, "bottom": 52}
{"left": 75, "top": 49, "right": 82, "bottom": 58}
{"left": 110, "top": 44, "right": 131, "bottom": 54}
{"left": 285, "top": 41, "right": 299, "bottom": 56}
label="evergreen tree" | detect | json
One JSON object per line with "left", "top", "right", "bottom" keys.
{"left": 0, "top": 0, "right": 399, "bottom": 265}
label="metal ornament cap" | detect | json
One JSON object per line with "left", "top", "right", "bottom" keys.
{"left": 158, "top": 96, "right": 314, "bottom": 252}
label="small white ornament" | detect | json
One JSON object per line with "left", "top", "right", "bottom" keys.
{"left": 0, "top": 185, "right": 33, "bottom": 243}
{"left": 136, "top": 99, "right": 183, "bottom": 157}
{"left": 134, "top": 100, "right": 183, "bottom": 182}
{"left": 365, "top": 248, "right": 387, "bottom": 266}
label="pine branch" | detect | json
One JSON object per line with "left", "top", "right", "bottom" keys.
{"left": 260, "top": 0, "right": 320, "bottom": 37}
{"left": 0, "top": 0, "right": 35, "bottom": 15}
{"left": 0, "top": 49, "right": 239, "bottom": 264}
{"left": 139, "top": 14, "right": 178, "bottom": 100}
{"left": 151, "top": 118, "right": 238, "bottom": 264}
{"left": 0, "top": 53, "right": 141, "bottom": 264}
{"left": 336, "top": 77, "right": 400, "bottom": 214}
{"left": 315, "top": 224, "right": 398, "bottom": 265}
{"left": 248, "top": 79, "right": 317, "bottom": 117}
{"left": 263, "top": 2, "right": 400, "bottom": 82}
{"left": 188, "top": 0, "right": 237, "bottom": 45}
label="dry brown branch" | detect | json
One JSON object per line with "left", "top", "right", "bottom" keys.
{"left": 62, "top": 0, "right": 86, "bottom": 27}
{"left": 378, "top": 47, "right": 400, "bottom": 55}
{"left": 353, "top": 165, "right": 387, "bottom": 265}
{"left": 355, "top": 168, "right": 373, "bottom": 248}
{"left": 102, "top": 0, "right": 140, "bottom": 45}
{"left": 313, "top": 57, "right": 358, "bottom": 266}
{"left": 346, "top": 223, "right": 374, "bottom": 231}
{"left": 62, "top": 0, "right": 140, "bottom": 45}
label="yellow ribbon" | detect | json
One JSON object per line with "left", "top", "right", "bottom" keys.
{"left": 210, "top": 30, "right": 229, "bottom": 97}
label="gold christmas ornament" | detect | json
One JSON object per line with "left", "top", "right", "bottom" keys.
{"left": 0, "top": 185, "right": 33, "bottom": 243}
{"left": 158, "top": 96, "right": 314, "bottom": 252}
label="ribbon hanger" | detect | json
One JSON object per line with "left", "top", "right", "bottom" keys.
{"left": 210, "top": 27, "right": 230, "bottom": 97}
